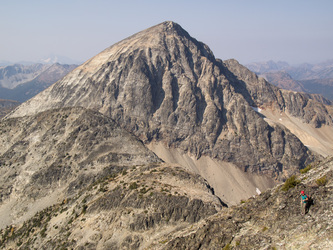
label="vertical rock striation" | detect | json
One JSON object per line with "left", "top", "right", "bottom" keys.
{"left": 8, "top": 21, "right": 329, "bottom": 179}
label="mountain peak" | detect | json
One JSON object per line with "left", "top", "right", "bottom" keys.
{"left": 156, "top": 21, "right": 187, "bottom": 34}
{"left": 8, "top": 22, "right": 329, "bottom": 198}
{"left": 111, "top": 20, "right": 197, "bottom": 51}
{"left": 62, "top": 20, "right": 215, "bottom": 77}
{"left": 157, "top": 20, "right": 181, "bottom": 29}
{"left": 143, "top": 21, "right": 187, "bottom": 34}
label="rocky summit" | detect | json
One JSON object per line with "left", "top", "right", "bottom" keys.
{"left": 1, "top": 21, "right": 333, "bottom": 249}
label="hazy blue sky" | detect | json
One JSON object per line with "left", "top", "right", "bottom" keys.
{"left": 1, "top": 0, "right": 332, "bottom": 65}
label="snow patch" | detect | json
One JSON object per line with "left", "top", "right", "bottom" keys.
{"left": 251, "top": 106, "right": 262, "bottom": 113}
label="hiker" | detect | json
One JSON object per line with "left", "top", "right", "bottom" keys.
{"left": 300, "top": 190, "right": 310, "bottom": 215}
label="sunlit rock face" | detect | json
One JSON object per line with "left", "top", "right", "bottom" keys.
{"left": 8, "top": 21, "right": 321, "bottom": 181}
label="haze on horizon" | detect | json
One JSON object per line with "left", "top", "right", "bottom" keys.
{"left": 1, "top": 0, "right": 332, "bottom": 65}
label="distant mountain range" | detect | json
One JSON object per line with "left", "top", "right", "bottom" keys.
{"left": 39, "top": 54, "right": 83, "bottom": 65}
{"left": 0, "top": 99, "right": 20, "bottom": 118}
{"left": 0, "top": 55, "right": 83, "bottom": 67}
{"left": 0, "top": 63, "right": 78, "bottom": 103}
{"left": 246, "top": 60, "right": 333, "bottom": 101}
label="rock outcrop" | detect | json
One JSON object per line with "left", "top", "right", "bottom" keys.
{"left": 160, "top": 157, "right": 333, "bottom": 249}
{"left": 0, "top": 107, "right": 161, "bottom": 228}
{"left": 246, "top": 60, "right": 333, "bottom": 102}
{"left": 0, "top": 158, "right": 224, "bottom": 249}
{"left": 223, "top": 59, "right": 333, "bottom": 127}
{"left": 1, "top": 153, "right": 331, "bottom": 249}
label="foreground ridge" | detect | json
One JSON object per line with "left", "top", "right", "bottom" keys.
{"left": 1, "top": 156, "right": 331, "bottom": 249}
{"left": 161, "top": 157, "right": 333, "bottom": 249}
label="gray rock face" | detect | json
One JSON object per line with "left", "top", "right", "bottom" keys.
{"left": 260, "top": 71, "right": 306, "bottom": 92}
{"left": 224, "top": 59, "right": 333, "bottom": 128}
{"left": 246, "top": 60, "right": 333, "bottom": 102}
{"left": 8, "top": 21, "right": 322, "bottom": 179}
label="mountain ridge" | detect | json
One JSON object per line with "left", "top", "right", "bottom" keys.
{"left": 0, "top": 63, "right": 78, "bottom": 102}
{"left": 246, "top": 60, "right": 333, "bottom": 101}
{"left": 7, "top": 21, "right": 328, "bottom": 196}
{"left": 0, "top": 21, "right": 332, "bottom": 249}
{"left": 1, "top": 142, "right": 332, "bottom": 249}
{"left": 0, "top": 63, "right": 49, "bottom": 89}
{"left": 0, "top": 107, "right": 162, "bottom": 229}
{"left": 5, "top": 21, "right": 333, "bottom": 203}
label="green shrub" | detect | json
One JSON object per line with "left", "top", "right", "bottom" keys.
{"left": 300, "top": 165, "right": 312, "bottom": 174}
{"left": 98, "top": 186, "right": 108, "bottom": 193}
{"left": 223, "top": 243, "right": 231, "bottom": 250}
{"left": 316, "top": 176, "right": 327, "bottom": 186}
{"left": 140, "top": 187, "right": 149, "bottom": 194}
{"left": 81, "top": 204, "right": 88, "bottom": 214}
{"left": 159, "top": 239, "right": 168, "bottom": 244}
{"left": 67, "top": 217, "right": 73, "bottom": 225}
{"left": 129, "top": 182, "right": 138, "bottom": 190}
{"left": 281, "top": 175, "right": 300, "bottom": 191}
{"left": 40, "top": 226, "right": 47, "bottom": 238}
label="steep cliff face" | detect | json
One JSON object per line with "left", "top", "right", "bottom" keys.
{"left": 7, "top": 22, "right": 318, "bottom": 181}
{"left": 224, "top": 59, "right": 333, "bottom": 157}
